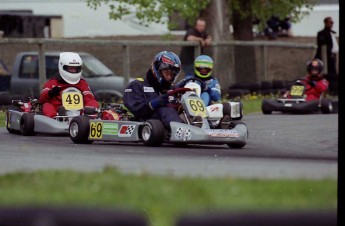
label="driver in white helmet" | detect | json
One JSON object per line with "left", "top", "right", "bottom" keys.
{"left": 39, "top": 52, "right": 99, "bottom": 118}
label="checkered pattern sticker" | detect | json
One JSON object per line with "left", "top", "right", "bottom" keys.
{"left": 118, "top": 125, "right": 136, "bottom": 137}
{"left": 175, "top": 127, "right": 192, "bottom": 141}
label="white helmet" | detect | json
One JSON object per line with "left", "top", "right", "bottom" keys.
{"left": 58, "top": 52, "right": 82, "bottom": 84}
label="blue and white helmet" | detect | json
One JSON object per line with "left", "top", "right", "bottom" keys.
{"left": 151, "top": 51, "right": 181, "bottom": 85}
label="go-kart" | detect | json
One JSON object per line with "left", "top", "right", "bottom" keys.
{"left": 69, "top": 81, "right": 248, "bottom": 148}
{"left": 5, "top": 87, "right": 93, "bottom": 136}
{"left": 261, "top": 79, "right": 334, "bottom": 114}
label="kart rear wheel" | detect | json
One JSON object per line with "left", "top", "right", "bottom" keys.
{"left": 261, "top": 99, "right": 272, "bottom": 114}
{"left": 320, "top": 98, "right": 333, "bottom": 114}
{"left": 222, "top": 102, "right": 231, "bottom": 116}
{"left": 227, "top": 142, "right": 246, "bottom": 149}
{"left": 69, "top": 116, "right": 93, "bottom": 144}
{"left": 20, "top": 113, "right": 35, "bottom": 136}
{"left": 141, "top": 119, "right": 164, "bottom": 147}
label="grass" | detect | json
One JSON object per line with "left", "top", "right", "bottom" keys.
{"left": 0, "top": 167, "right": 337, "bottom": 226}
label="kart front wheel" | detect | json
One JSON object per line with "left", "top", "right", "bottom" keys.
{"left": 261, "top": 99, "right": 272, "bottom": 114}
{"left": 69, "top": 116, "right": 93, "bottom": 144}
{"left": 320, "top": 98, "right": 333, "bottom": 114}
{"left": 141, "top": 119, "right": 164, "bottom": 147}
{"left": 20, "top": 113, "right": 35, "bottom": 136}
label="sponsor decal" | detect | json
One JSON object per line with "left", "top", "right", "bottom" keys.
{"left": 125, "top": 89, "right": 132, "bottom": 92}
{"left": 102, "top": 123, "right": 118, "bottom": 135}
{"left": 205, "top": 129, "right": 239, "bottom": 138}
{"left": 175, "top": 127, "right": 191, "bottom": 141}
{"left": 210, "top": 105, "right": 219, "bottom": 112}
{"left": 143, "top": 86, "right": 155, "bottom": 92}
{"left": 118, "top": 125, "right": 136, "bottom": 137}
{"left": 16, "top": 116, "right": 20, "bottom": 124}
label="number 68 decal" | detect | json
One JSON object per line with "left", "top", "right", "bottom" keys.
{"left": 89, "top": 121, "right": 103, "bottom": 139}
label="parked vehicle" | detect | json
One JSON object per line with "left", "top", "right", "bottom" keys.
{"left": 4, "top": 52, "right": 126, "bottom": 103}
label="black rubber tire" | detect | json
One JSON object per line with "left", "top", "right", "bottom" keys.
{"left": 69, "top": 116, "right": 93, "bottom": 144}
{"left": 222, "top": 102, "right": 231, "bottom": 116}
{"left": 20, "top": 113, "right": 35, "bottom": 136}
{"left": 261, "top": 99, "right": 272, "bottom": 114}
{"left": 320, "top": 98, "right": 333, "bottom": 114}
{"left": 227, "top": 142, "right": 246, "bottom": 149}
{"left": 140, "top": 119, "right": 164, "bottom": 147}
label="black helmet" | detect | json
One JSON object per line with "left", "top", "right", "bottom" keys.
{"left": 306, "top": 59, "right": 323, "bottom": 79}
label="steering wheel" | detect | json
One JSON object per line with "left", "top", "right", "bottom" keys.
{"left": 182, "top": 77, "right": 207, "bottom": 92}
{"left": 167, "top": 87, "right": 193, "bottom": 97}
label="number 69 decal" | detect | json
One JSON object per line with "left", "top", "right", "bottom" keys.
{"left": 89, "top": 121, "right": 103, "bottom": 139}
{"left": 187, "top": 98, "right": 207, "bottom": 117}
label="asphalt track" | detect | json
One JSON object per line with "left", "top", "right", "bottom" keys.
{"left": 0, "top": 113, "right": 338, "bottom": 179}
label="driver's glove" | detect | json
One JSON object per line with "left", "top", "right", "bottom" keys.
{"left": 149, "top": 93, "right": 169, "bottom": 110}
{"left": 48, "top": 86, "right": 61, "bottom": 98}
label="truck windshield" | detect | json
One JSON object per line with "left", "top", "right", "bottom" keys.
{"left": 81, "top": 55, "right": 114, "bottom": 78}
{"left": 19, "top": 54, "right": 115, "bottom": 79}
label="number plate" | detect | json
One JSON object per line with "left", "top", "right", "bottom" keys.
{"left": 290, "top": 85, "right": 304, "bottom": 97}
{"left": 62, "top": 92, "right": 84, "bottom": 110}
{"left": 185, "top": 96, "right": 207, "bottom": 118}
{"left": 89, "top": 121, "right": 103, "bottom": 139}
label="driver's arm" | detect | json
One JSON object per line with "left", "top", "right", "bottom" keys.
{"left": 39, "top": 80, "right": 54, "bottom": 104}
{"left": 207, "top": 79, "right": 221, "bottom": 102}
{"left": 78, "top": 80, "right": 99, "bottom": 108}
{"left": 123, "top": 81, "right": 156, "bottom": 118}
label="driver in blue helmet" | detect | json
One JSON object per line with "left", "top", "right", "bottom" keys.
{"left": 123, "top": 51, "right": 184, "bottom": 129}
{"left": 176, "top": 55, "right": 221, "bottom": 106}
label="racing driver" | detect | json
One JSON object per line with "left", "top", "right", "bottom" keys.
{"left": 123, "top": 51, "right": 184, "bottom": 129}
{"left": 39, "top": 52, "right": 99, "bottom": 118}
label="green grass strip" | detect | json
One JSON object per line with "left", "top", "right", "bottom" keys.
{"left": 0, "top": 167, "right": 337, "bottom": 226}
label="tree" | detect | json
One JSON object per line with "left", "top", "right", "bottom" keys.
{"left": 87, "top": 0, "right": 316, "bottom": 85}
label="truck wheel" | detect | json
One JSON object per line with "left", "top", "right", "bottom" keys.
{"left": 141, "top": 119, "right": 164, "bottom": 147}
{"left": 261, "top": 99, "right": 272, "bottom": 114}
{"left": 320, "top": 98, "right": 333, "bottom": 114}
{"left": 69, "top": 116, "right": 93, "bottom": 144}
{"left": 20, "top": 113, "right": 35, "bottom": 136}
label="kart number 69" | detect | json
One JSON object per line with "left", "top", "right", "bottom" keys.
{"left": 89, "top": 121, "right": 103, "bottom": 139}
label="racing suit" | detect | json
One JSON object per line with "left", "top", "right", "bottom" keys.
{"left": 175, "top": 74, "right": 221, "bottom": 106}
{"left": 303, "top": 76, "right": 329, "bottom": 101}
{"left": 39, "top": 78, "right": 99, "bottom": 118}
{"left": 123, "top": 70, "right": 183, "bottom": 129}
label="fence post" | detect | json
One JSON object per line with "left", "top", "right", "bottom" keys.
{"left": 38, "top": 41, "right": 46, "bottom": 91}
{"left": 261, "top": 45, "right": 267, "bottom": 81}
{"left": 122, "top": 44, "right": 130, "bottom": 86}
{"left": 321, "top": 45, "right": 328, "bottom": 73}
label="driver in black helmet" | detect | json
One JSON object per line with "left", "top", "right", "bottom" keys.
{"left": 123, "top": 51, "right": 183, "bottom": 129}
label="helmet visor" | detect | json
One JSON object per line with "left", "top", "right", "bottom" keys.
{"left": 196, "top": 67, "right": 212, "bottom": 75}
{"left": 63, "top": 65, "right": 82, "bottom": 74}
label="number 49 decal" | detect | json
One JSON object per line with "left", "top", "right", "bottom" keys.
{"left": 89, "top": 121, "right": 103, "bottom": 139}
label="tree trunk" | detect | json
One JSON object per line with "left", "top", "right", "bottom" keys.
{"left": 232, "top": 0, "right": 258, "bottom": 84}
{"left": 201, "top": 0, "right": 235, "bottom": 88}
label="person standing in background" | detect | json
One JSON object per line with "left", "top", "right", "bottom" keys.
{"left": 315, "top": 17, "right": 338, "bottom": 95}
{"left": 179, "top": 18, "right": 212, "bottom": 76}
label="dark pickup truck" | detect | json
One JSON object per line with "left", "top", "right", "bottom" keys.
{"left": 0, "top": 52, "right": 127, "bottom": 104}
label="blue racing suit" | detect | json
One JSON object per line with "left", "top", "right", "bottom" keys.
{"left": 123, "top": 71, "right": 183, "bottom": 129}
{"left": 175, "top": 74, "right": 221, "bottom": 106}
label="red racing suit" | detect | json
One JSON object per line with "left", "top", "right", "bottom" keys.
{"left": 39, "top": 78, "right": 99, "bottom": 118}
{"left": 303, "top": 76, "right": 329, "bottom": 101}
